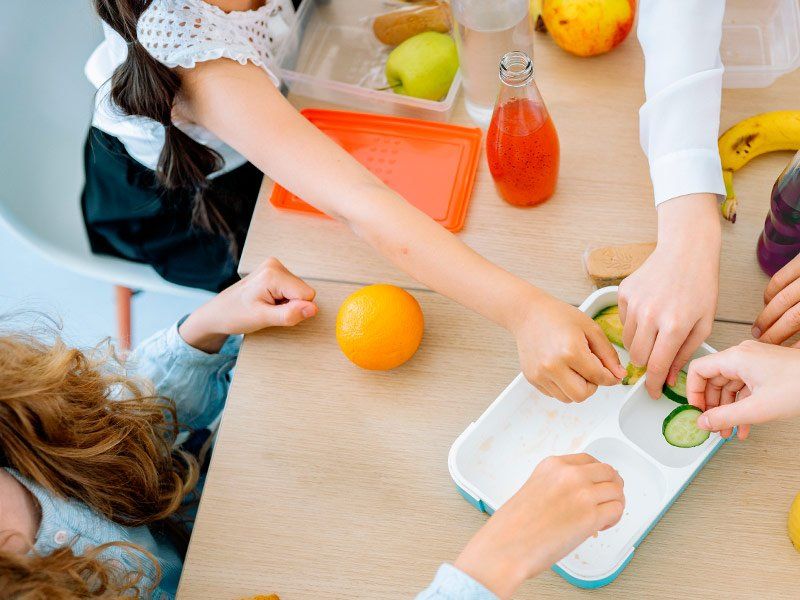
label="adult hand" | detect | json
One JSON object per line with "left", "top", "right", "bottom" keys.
{"left": 752, "top": 253, "right": 800, "bottom": 345}
{"left": 454, "top": 454, "right": 625, "bottom": 600}
{"left": 618, "top": 193, "right": 720, "bottom": 398}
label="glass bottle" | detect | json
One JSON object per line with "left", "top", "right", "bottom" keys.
{"left": 451, "top": 0, "right": 534, "bottom": 127}
{"left": 757, "top": 150, "right": 800, "bottom": 276}
{"left": 486, "top": 51, "right": 560, "bottom": 207}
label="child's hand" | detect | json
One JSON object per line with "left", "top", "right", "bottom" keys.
{"left": 454, "top": 454, "right": 625, "bottom": 599}
{"left": 753, "top": 253, "right": 800, "bottom": 345}
{"left": 687, "top": 340, "right": 800, "bottom": 440}
{"left": 179, "top": 258, "right": 318, "bottom": 353}
{"left": 514, "top": 293, "right": 625, "bottom": 402}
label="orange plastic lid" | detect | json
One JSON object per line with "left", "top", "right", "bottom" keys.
{"left": 269, "top": 109, "right": 482, "bottom": 233}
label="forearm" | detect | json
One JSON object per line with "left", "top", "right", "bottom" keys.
{"left": 182, "top": 60, "right": 542, "bottom": 333}
{"left": 345, "top": 182, "right": 540, "bottom": 332}
{"left": 638, "top": 0, "right": 726, "bottom": 205}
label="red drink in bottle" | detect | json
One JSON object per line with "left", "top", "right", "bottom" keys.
{"left": 486, "top": 51, "right": 560, "bottom": 207}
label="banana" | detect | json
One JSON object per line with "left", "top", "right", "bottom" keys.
{"left": 531, "top": 0, "right": 547, "bottom": 32}
{"left": 718, "top": 110, "right": 800, "bottom": 223}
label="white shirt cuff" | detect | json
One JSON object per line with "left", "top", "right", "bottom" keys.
{"left": 649, "top": 148, "right": 726, "bottom": 206}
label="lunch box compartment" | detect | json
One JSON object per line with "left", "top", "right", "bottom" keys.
{"left": 619, "top": 384, "right": 716, "bottom": 469}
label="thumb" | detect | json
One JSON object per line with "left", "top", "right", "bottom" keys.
{"left": 267, "top": 300, "right": 318, "bottom": 327}
{"left": 586, "top": 326, "right": 626, "bottom": 380}
{"left": 696, "top": 392, "right": 774, "bottom": 432}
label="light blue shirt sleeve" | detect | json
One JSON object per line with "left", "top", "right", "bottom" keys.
{"left": 126, "top": 318, "right": 241, "bottom": 430}
{"left": 416, "top": 564, "right": 498, "bottom": 600}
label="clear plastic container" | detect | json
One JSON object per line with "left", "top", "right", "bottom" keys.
{"left": 276, "top": 0, "right": 461, "bottom": 121}
{"left": 722, "top": 0, "right": 800, "bottom": 88}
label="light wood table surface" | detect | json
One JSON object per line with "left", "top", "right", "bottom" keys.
{"left": 239, "top": 29, "right": 800, "bottom": 326}
{"left": 179, "top": 280, "right": 800, "bottom": 599}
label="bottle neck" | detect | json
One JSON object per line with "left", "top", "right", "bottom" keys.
{"left": 499, "top": 51, "right": 534, "bottom": 87}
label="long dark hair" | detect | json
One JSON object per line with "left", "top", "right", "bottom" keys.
{"left": 94, "top": 0, "right": 241, "bottom": 255}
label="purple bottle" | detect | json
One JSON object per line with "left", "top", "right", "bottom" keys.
{"left": 757, "top": 151, "right": 800, "bottom": 276}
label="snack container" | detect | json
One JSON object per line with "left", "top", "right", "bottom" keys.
{"left": 722, "top": 0, "right": 800, "bottom": 88}
{"left": 448, "top": 286, "right": 726, "bottom": 588}
{"left": 276, "top": 0, "right": 461, "bottom": 121}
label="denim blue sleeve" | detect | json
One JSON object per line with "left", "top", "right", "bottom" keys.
{"left": 126, "top": 318, "right": 242, "bottom": 430}
{"left": 416, "top": 564, "right": 498, "bottom": 600}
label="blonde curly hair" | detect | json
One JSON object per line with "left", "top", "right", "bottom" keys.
{"left": 0, "top": 323, "right": 199, "bottom": 598}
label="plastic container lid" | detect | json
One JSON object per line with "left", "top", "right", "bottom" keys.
{"left": 269, "top": 109, "right": 482, "bottom": 233}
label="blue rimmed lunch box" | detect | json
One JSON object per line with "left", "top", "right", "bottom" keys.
{"left": 448, "top": 286, "right": 727, "bottom": 588}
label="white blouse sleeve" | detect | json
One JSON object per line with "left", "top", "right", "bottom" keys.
{"left": 136, "top": 0, "right": 294, "bottom": 87}
{"left": 637, "top": 0, "right": 727, "bottom": 206}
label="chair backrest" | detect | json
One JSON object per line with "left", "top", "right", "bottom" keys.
{"left": 0, "top": 1, "right": 103, "bottom": 261}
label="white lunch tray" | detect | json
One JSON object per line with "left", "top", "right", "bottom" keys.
{"left": 448, "top": 286, "right": 726, "bottom": 589}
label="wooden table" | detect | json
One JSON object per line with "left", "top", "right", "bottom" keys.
{"left": 180, "top": 21, "right": 800, "bottom": 600}
{"left": 178, "top": 280, "right": 800, "bottom": 599}
{"left": 239, "top": 29, "right": 800, "bottom": 326}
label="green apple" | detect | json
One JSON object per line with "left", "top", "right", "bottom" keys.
{"left": 385, "top": 31, "right": 459, "bottom": 101}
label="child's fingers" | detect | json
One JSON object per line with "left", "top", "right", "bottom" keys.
{"left": 667, "top": 322, "right": 709, "bottom": 387}
{"left": 586, "top": 327, "right": 626, "bottom": 381}
{"left": 267, "top": 299, "right": 318, "bottom": 327}
{"left": 595, "top": 500, "right": 625, "bottom": 532}
{"left": 696, "top": 393, "right": 772, "bottom": 432}
{"left": 274, "top": 270, "right": 317, "bottom": 302}
{"left": 554, "top": 366, "right": 597, "bottom": 403}
{"left": 738, "top": 424, "right": 751, "bottom": 440}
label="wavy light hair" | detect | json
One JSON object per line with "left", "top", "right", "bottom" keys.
{"left": 0, "top": 321, "right": 199, "bottom": 598}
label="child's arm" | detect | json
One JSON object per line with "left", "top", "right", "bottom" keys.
{"left": 417, "top": 454, "right": 624, "bottom": 600}
{"left": 177, "top": 60, "right": 625, "bottom": 401}
{"left": 687, "top": 340, "right": 800, "bottom": 440}
{"left": 128, "top": 258, "right": 317, "bottom": 429}
{"left": 752, "top": 253, "right": 800, "bottom": 345}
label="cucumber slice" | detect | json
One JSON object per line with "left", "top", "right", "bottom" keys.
{"left": 662, "top": 405, "right": 709, "bottom": 448}
{"left": 663, "top": 371, "right": 688, "bottom": 404}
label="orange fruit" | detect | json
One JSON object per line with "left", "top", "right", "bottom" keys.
{"left": 336, "top": 284, "right": 424, "bottom": 370}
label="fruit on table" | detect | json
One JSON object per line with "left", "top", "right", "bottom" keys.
{"left": 540, "top": 0, "right": 635, "bottom": 57}
{"left": 593, "top": 305, "right": 644, "bottom": 384}
{"left": 788, "top": 492, "right": 800, "bottom": 551}
{"left": 373, "top": 1, "right": 452, "bottom": 46}
{"left": 385, "top": 31, "right": 459, "bottom": 101}
{"left": 593, "top": 305, "right": 623, "bottom": 346}
{"left": 584, "top": 242, "right": 656, "bottom": 287}
{"left": 718, "top": 110, "right": 800, "bottom": 223}
{"left": 336, "top": 284, "right": 424, "bottom": 370}
{"left": 621, "top": 362, "right": 646, "bottom": 385}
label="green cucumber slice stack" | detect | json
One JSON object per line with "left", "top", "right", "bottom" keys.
{"left": 663, "top": 371, "right": 688, "bottom": 404}
{"left": 662, "top": 405, "right": 709, "bottom": 448}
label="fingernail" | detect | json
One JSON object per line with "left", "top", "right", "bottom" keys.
{"left": 751, "top": 326, "right": 761, "bottom": 338}
{"left": 697, "top": 414, "right": 710, "bottom": 430}
{"left": 302, "top": 305, "right": 316, "bottom": 318}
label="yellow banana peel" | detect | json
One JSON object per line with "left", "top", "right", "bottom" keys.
{"left": 718, "top": 110, "right": 800, "bottom": 223}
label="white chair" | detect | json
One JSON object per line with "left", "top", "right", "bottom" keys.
{"left": 0, "top": 0, "right": 208, "bottom": 349}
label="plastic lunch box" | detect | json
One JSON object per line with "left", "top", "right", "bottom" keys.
{"left": 722, "top": 0, "right": 800, "bottom": 88}
{"left": 276, "top": 0, "right": 461, "bottom": 121}
{"left": 448, "top": 286, "right": 726, "bottom": 589}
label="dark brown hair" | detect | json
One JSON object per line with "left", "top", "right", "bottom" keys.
{"left": 93, "top": 0, "right": 242, "bottom": 255}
